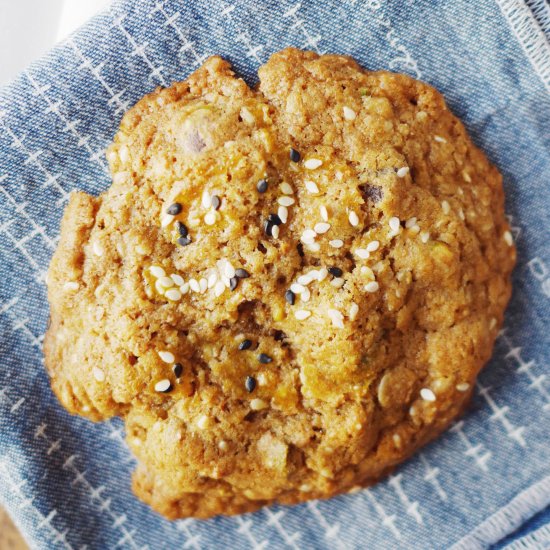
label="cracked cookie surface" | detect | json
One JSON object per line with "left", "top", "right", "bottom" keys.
{"left": 44, "top": 48, "right": 515, "bottom": 519}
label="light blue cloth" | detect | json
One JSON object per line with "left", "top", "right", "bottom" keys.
{"left": 1, "top": 1, "right": 549, "bottom": 548}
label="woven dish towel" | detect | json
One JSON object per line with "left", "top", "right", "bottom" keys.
{"left": 0, "top": 0, "right": 549, "bottom": 548}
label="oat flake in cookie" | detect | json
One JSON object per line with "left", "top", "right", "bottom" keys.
{"left": 44, "top": 48, "right": 515, "bottom": 519}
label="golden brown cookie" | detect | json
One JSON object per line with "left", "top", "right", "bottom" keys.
{"left": 44, "top": 48, "right": 515, "bottom": 519}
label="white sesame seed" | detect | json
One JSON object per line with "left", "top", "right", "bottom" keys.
{"left": 301, "top": 229, "right": 317, "bottom": 242}
{"left": 272, "top": 225, "right": 280, "bottom": 239}
{"left": 297, "top": 274, "right": 313, "bottom": 286}
{"left": 343, "top": 106, "right": 357, "bottom": 120}
{"left": 155, "top": 280, "right": 167, "bottom": 294}
{"left": 364, "top": 281, "right": 379, "bottom": 293}
{"left": 301, "top": 287, "right": 311, "bottom": 302}
{"left": 434, "top": 135, "right": 447, "bottom": 143}
{"left": 389, "top": 217, "right": 401, "bottom": 232}
{"left": 165, "top": 288, "right": 182, "bottom": 301}
{"left": 295, "top": 309, "right": 311, "bottom": 320}
{"left": 420, "top": 231, "right": 430, "bottom": 243}
{"left": 280, "top": 182, "right": 294, "bottom": 195}
{"left": 240, "top": 106, "right": 255, "bottom": 124}
{"left": 360, "top": 266, "right": 375, "bottom": 279}
{"left": 405, "top": 217, "right": 417, "bottom": 229}
{"left": 154, "top": 379, "right": 171, "bottom": 392}
{"left": 396, "top": 167, "right": 409, "bottom": 178}
{"left": 503, "top": 230, "right": 513, "bottom": 246}
{"left": 214, "top": 280, "right": 225, "bottom": 297}
{"left": 462, "top": 171, "right": 472, "bottom": 183}
{"left": 490, "top": 317, "right": 497, "bottom": 329}
{"left": 199, "top": 278, "right": 208, "bottom": 293}
{"left": 320, "top": 205, "right": 329, "bottom": 221}
{"left": 290, "top": 283, "right": 306, "bottom": 294}
{"left": 420, "top": 388, "right": 436, "bottom": 401}
{"left": 305, "top": 180, "right": 319, "bottom": 194}
{"left": 201, "top": 189, "right": 211, "bottom": 209}
{"left": 222, "top": 276, "right": 231, "bottom": 289}
{"left": 171, "top": 274, "right": 184, "bottom": 286}
{"left": 136, "top": 245, "right": 147, "bottom": 255}
{"left": 197, "top": 415, "right": 209, "bottom": 429}
{"left": 355, "top": 248, "right": 370, "bottom": 259}
{"left": 92, "top": 241, "right": 104, "bottom": 256}
{"left": 278, "top": 196, "right": 295, "bottom": 207}
{"left": 250, "top": 398, "right": 269, "bottom": 411}
{"left": 180, "top": 283, "right": 189, "bottom": 295}
{"left": 329, "top": 239, "right": 344, "bottom": 248}
{"left": 456, "top": 383, "right": 470, "bottom": 392}
{"left": 314, "top": 222, "right": 331, "bottom": 234}
{"left": 441, "top": 200, "right": 451, "bottom": 214}
{"left": 278, "top": 205, "right": 288, "bottom": 223}
{"left": 161, "top": 214, "right": 175, "bottom": 228}
{"left": 317, "top": 267, "right": 328, "bottom": 281}
{"left": 304, "top": 158, "right": 323, "bottom": 170}
{"left": 158, "top": 276, "right": 174, "bottom": 288}
{"left": 207, "top": 272, "right": 218, "bottom": 288}
{"left": 92, "top": 367, "right": 105, "bottom": 382}
{"left": 410, "top": 224, "right": 420, "bottom": 235}
{"left": 204, "top": 211, "right": 217, "bottom": 225}
{"left": 257, "top": 373, "right": 267, "bottom": 386}
{"left": 158, "top": 351, "right": 175, "bottom": 363}
{"left": 348, "top": 211, "right": 360, "bottom": 227}
{"left": 331, "top": 277, "right": 345, "bottom": 288}
{"left": 367, "top": 240, "right": 380, "bottom": 252}
{"left": 63, "top": 281, "right": 79, "bottom": 292}
{"left": 189, "top": 278, "right": 200, "bottom": 293}
{"left": 458, "top": 208, "right": 465, "bottom": 220}
{"left": 349, "top": 302, "right": 359, "bottom": 321}
{"left": 223, "top": 262, "right": 236, "bottom": 279}
{"left": 218, "top": 440, "right": 228, "bottom": 451}
{"left": 328, "top": 308, "right": 344, "bottom": 328}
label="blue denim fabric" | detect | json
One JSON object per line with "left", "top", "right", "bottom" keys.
{"left": 0, "top": 1, "right": 549, "bottom": 548}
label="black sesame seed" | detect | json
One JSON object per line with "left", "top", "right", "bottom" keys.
{"left": 176, "top": 222, "right": 188, "bottom": 238}
{"left": 264, "top": 220, "right": 274, "bottom": 237}
{"left": 257, "top": 179, "right": 268, "bottom": 193}
{"left": 211, "top": 195, "right": 221, "bottom": 210}
{"left": 172, "top": 363, "right": 183, "bottom": 377}
{"left": 289, "top": 148, "right": 301, "bottom": 162}
{"left": 268, "top": 213, "right": 282, "bottom": 226}
{"left": 166, "top": 202, "right": 182, "bottom": 215}
{"left": 285, "top": 289, "right": 295, "bottom": 305}
{"left": 235, "top": 268, "right": 250, "bottom": 279}
{"left": 229, "top": 276, "right": 239, "bottom": 291}
{"left": 177, "top": 236, "right": 191, "bottom": 247}
{"left": 245, "top": 376, "right": 257, "bottom": 393}
{"left": 328, "top": 266, "right": 343, "bottom": 277}
{"left": 239, "top": 339, "right": 253, "bottom": 351}
{"left": 258, "top": 353, "right": 273, "bottom": 364}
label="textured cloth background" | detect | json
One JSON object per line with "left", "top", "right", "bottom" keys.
{"left": 0, "top": 0, "right": 549, "bottom": 548}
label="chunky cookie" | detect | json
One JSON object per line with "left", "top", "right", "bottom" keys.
{"left": 44, "top": 48, "right": 515, "bottom": 519}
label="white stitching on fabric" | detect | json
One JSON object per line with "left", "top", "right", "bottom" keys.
{"left": 450, "top": 475, "right": 550, "bottom": 550}
{"left": 306, "top": 501, "right": 346, "bottom": 549}
{"left": 504, "top": 521, "right": 550, "bottom": 549}
{"left": 0, "top": 115, "right": 69, "bottom": 206}
{"left": 363, "top": 489, "right": 401, "bottom": 539}
{"left": 494, "top": 0, "right": 550, "bottom": 94}
{"left": 498, "top": 329, "right": 550, "bottom": 409}
{"left": 476, "top": 381, "right": 527, "bottom": 447}
{"left": 263, "top": 508, "right": 302, "bottom": 549}
{"left": 25, "top": 71, "right": 109, "bottom": 172}
{"left": 69, "top": 39, "right": 131, "bottom": 116}
{"left": 282, "top": 3, "right": 324, "bottom": 53}
{"left": 419, "top": 452, "right": 448, "bottom": 502}
{"left": 388, "top": 474, "right": 423, "bottom": 524}
{"left": 174, "top": 519, "right": 202, "bottom": 549}
{"left": 0, "top": 459, "right": 73, "bottom": 549}
{"left": 110, "top": 12, "right": 168, "bottom": 87}
{"left": 234, "top": 516, "right": 269, "bottom": 549}
{"left": 0, "top": 297, "right": 44, "bottom": 347}
{"left": 149, "top": 2, "right": 209, "bottom": 67}
{"left": 450, "top": 420, "right": 492, "bottom": 471}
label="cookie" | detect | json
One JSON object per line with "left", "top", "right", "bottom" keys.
{"left": 44, "top": 48, "right": 515, "bottom": 519}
